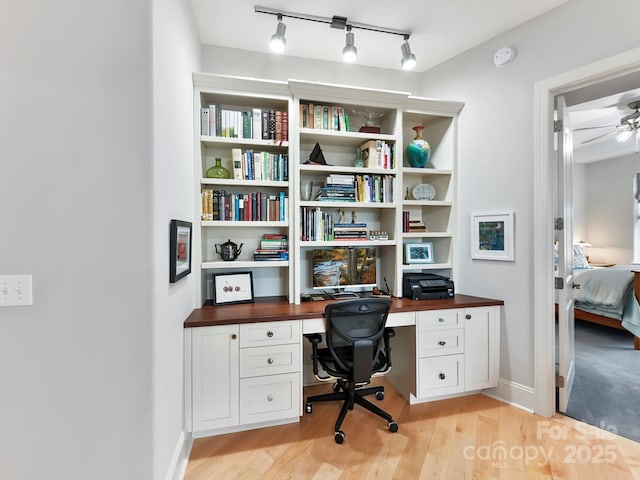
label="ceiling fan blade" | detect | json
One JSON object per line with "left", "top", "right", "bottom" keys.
{"left": 580, "top": 128, "right": 619, "bottom": 144}
{"left": 574, "top": 125, "right": 619, "bottom": 131}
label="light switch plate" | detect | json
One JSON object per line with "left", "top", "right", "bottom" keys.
{"left": 0, "top": 275, "right": 33, "bottom": 306}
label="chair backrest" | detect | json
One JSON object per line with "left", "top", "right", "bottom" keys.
{"left": 323, "top": 298, "right": 392, "bottom": 383}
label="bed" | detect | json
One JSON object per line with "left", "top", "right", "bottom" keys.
{"left": 571, "top": 266, "right": 640, "bottom": 350}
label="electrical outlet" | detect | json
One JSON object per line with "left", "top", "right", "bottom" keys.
{"left": 0, "top": 275, "right": 33, "bottom": 307}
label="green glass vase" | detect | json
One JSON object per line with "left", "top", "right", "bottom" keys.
{"left": 206, "top": 158, "right": 230, "bottom": 179}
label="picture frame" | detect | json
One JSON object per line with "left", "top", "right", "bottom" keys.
{"left": 169, "top": 219, "right": 192, "bottom": 283}
{"left": 405, "top": 242, "right": 435, "bottom": 264}
{"left": 212, "top": 272, "right": 255, "bottom": 305}
{"left": 471, "top": 211, "right": 515, "bottom": 261}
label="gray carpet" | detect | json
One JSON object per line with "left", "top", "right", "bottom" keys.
{"left": 565, "top": 321, "right": 640, "bottom": 442}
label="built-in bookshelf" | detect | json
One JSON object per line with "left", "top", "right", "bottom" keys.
{"left": 193, "top": 74, "right": 293, "bottom": 305}
{"left": 192, "top": 74, "right": 463, "bottom": 304}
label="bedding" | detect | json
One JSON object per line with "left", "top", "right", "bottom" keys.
{"left": 573, "top": 265, "right": 640, "bottom": 339}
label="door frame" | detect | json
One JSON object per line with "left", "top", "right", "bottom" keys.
{"left": 533, "top": 46, "right": 640, "bottom": 417}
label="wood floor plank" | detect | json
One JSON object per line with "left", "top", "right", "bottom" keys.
{"left": 184, "top": 378, "right": 640, "bottom": 480}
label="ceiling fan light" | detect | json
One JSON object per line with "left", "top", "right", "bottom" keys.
{"left": 617, "top": 129, "right": 633, "bottom": 143}
{"left": 270, "top": 18, "right": 286, "bottom": 53}
{"left": 401, "top": 39, "right": 416, "bottom": 70}
{"left": 342, "top": 29, "right": 357, "bottom": 63}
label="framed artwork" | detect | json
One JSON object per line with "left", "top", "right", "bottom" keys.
{"left": 169, "top": 219, "right": 192, "bottom": 283}
{"left": 405, "top": 242, "right": 435, "bottom": 264}
{"left": 471, "top": 211, "right": 515, "bottom": 261}
{"left": 212, "top": 272, "right": 254, "bottom": 305}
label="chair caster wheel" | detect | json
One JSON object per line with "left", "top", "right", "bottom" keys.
{"left": 389, "top": 421, "right": 398, "bottom": 433}
{"left": 334, "top": 431, "right": 345, "bottom": 444}
{"left": 376, "top": 391, "right": 384, "bottom": 400}
{"left": 306, "top": 403, "right": 312, "bottom": 414}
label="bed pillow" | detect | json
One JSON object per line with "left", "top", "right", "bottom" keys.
{"left": 573, "top": 244, "right": 590, "bottom": 269}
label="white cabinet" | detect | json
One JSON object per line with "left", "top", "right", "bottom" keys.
{"left": 189, "top": 325, "right": 239, "bottom": 432}
{"left": 387, "top": 305, "right": 500, "bottom": 403}
{"left": 186, "top": 321, "right": 301, "bottom": 437}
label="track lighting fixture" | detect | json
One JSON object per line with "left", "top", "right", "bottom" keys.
{"left": 256, "top": 6, "right": 414, "bottom": 69}
{"left": 401, "top": 36, "right": 416, "bottom": 71}
{"left": 342, "top": 26, "right": 357, "bottom": 63}
{"left": 270, "top": 14, "right": 286, "bottom": 54}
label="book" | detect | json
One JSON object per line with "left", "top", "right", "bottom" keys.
{"left": 232, "top": 148, "right": 243, "bottom": 180}
{"left": 242, "top": 111, "right": 251, "bottom": 139}
{"left": 262, "top": 110, "right": 269, "bottom": 139}
{"left": 268, "top": 110, "right": 276, "bottom": 140}
{"left": 200, "top": 108, "right": 209, "bottom": 136}
{"left": 275, "top": 111, "right": 282, "bottom": 142}
{"left": 282, "top": 112, "right": 289, "bottom": 141}
{"left": 252, "top": 108, "right": 262, "bottom": 140}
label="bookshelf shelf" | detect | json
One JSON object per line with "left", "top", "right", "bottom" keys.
{"left": 202, "top": 260, "right": 289, "bottom": 269}
{"left": 201, "top": 178, "right": 288, "bottom": 188}
{"left": 300, "top": 240, "right": 396, "bottom": 248}
{"left": 200, "top": 136, "right": 289, "bottom": 149}
{"left": 201, "top": 221, "right": 288, "bottom": 227}
{"left": 300, "top": 201, "right": 396, "bottom": 208}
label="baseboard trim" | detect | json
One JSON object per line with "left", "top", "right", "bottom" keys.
{"left": 482, "top": 377, "right": 536, "bottom": 414}
{"left": 166, "top": 430, "right": 193, "bottom": 480}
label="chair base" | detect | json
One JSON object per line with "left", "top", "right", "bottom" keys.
{"left": 305, "top": 380, "right": 398, "bottom": 443}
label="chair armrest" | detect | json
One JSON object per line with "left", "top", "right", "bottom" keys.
{"left": 383, "top": 327, "right": 395, "bottom": 368}
{"left": 304, "top": 333, "right": 323, "bottom": 377}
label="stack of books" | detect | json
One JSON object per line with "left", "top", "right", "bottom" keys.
{"left": 253, "top": 234, "right": 288, "bottom": 261}
{"left": 333, "top": 223, "right": 368, "bottom": 240}
{"left": 317, "top": 174, "right": 355, "bottom": 202}
{"left": 402, "top": 211, "right": 427, "bottom": 232}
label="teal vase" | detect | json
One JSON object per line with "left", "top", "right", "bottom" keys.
{"left": 406, "top": 126, "right": 431, "bottom": 168}
{"left": 206, "top": 157, "right": 230, "bottom": 179}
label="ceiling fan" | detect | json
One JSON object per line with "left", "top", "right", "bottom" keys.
{"left": 576, "top": 100, "right": 640, "bottom": 151}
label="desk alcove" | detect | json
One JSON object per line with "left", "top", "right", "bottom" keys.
{"left": 184, "top": 294, "right": 503, "bottom": 438}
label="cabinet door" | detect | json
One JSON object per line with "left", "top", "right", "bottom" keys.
{"left": 464, "top": 306, "right": 500, "bottom": 391}
{"left": 191, "top": 325, "right": 240, "bottom": 432}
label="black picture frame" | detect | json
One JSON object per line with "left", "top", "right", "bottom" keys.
{"left": 212, "top": 272, "right": 255, "bottom": 305}
{"left": 169, "top": 219, "right": 192, "bottom": 283}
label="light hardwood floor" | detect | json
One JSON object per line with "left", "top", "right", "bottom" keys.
{"left": 185, "top": 379, "right": 640, "bottom": 479}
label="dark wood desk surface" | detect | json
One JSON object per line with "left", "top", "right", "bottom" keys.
{"left": 184, "top": 294, "right": 504, "bottom": 328}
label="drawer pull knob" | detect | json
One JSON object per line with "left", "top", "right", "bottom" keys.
{"left": 267, "top": 394, "right": 273, "bottom": 402}
{"left": 439, "top": 373, "right": 446, "bottom": 380}
{"left": 267, "top": 357, "right": 274, "bottom": 364}
{"left": 438, "top": 341, "right": 446, "bottom": 346}
{"left": 465, "top": 314, "right": 472, "bottom": 320}
{"left": 438, "top": 318, "right": 445, "bottom": 323}
{"left": 267, "top": 330, "right": 274, "bottom": 338}
{"left": 231, "top": 334, "right": 237, "bottom": 340}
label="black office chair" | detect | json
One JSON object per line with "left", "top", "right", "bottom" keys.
{"left": 304, "top": 298, "right": 398, "bottom": 444}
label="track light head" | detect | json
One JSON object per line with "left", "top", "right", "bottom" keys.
{"left": 617, "top": 128, "right": 634, "bottom": 143}
{"left": 342, "top": 27, "right": 357, "bottom": 63}
{"left": 270, "top": 15, "right": 286, "bottom": 53}
{"left": 401, "top": 37, "right": 416, "bottom": 70}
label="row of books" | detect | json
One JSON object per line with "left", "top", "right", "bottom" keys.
{"left": 300, "top": 207, "right": 373, "bottom": 242}
{"left": 254, "top": 234, "right": 288, "bottom": 261}
{"left": 315, "top": 174, "right": 396, "bottom": 204}
{"left": 230, "top": 148, "right": 288, "bottom": 182}
{"left": 201, "top": 105, "right": 288, "bottom": 142}
{"left": 402, "top": 211, "right": 427, "bottom": 232}
{"left": 360, "top": 140, "right": 395, "bottom": 170}
{"left": 299, "top": 103, "right": 350, "bottom": 131}
{"left": 201, "top": 190, "right": 288, "bottom": 222}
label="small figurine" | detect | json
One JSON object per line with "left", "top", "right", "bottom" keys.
{"left": 351, "top": 210, "right": 357, "bottom": 224}
{"left": 337, "top": 209, "right": 345, "bottom": 224}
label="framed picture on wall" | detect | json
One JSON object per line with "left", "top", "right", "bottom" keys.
{"left": 471, "top": 211, "right": 515, "bottom": 261}
{"left": 405, "top": 242, "right": 435, "bottom": 264}
{"left": 169, "top": 219, "right": 192, "bottom": 283}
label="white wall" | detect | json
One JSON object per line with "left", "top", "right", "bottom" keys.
{"left": 414, "top": 0, "right": 640, "bottom": 399}
{"left": 583, "top": 154, "right": 638, "bottom": 265}
{"left": 152, "top": 0, "right": 200, "bottom": 477}
{"left": 0, "top": 1, "right": 153, "bottom": 478}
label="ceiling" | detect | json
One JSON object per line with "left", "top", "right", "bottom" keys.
{"left": 189, "top": 1, "right": 639, "bottom": 164}
{"left": 566, "top": 71, "right": 640, "bottom": 163}
{"left": 189, "top": 0, "right": 569, "bottom": 72}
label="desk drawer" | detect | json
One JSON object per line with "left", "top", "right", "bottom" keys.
{"left": 418, "top": 354, "right": 464, "bottom": 397}
{"left": 240, "top": 373, "right": 300, "bottom": 424}
{"left": 419, "top": 328, "right": 464, "bottom": 357}
{"left": 240, "top": 321, "right": 300, "bottom": 347}
{"left": 418, "top": 309, "right": 462, "bottom": 330}
{"left": 239, "top": 344, "right": 300, "bottom": 378}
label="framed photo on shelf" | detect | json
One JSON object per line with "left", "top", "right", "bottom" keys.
{"left": 471, "top": 211, "right": 515, "bottom": 261}
{"left": 169, "top": 219, "right": 192, "bottom": 283}
{"left": 212, "top": 272, "right": 254, "bottom": 305}
{"left": 405, "top": 242, "right": 434, "bottom": 264}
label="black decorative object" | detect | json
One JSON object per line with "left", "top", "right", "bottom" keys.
{"left": 169, "top": 219, "right": 192, "bottom": 283}
{"left": 307, "top": 142, "right": 327, "bottom": 165}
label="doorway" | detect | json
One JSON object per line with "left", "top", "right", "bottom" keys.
{"left": 533, "top": 47, "right": 640, "bottom": 418}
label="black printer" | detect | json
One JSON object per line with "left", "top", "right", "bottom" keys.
{"left": 402, "top": 273, "right": 454, "bottom": 300}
